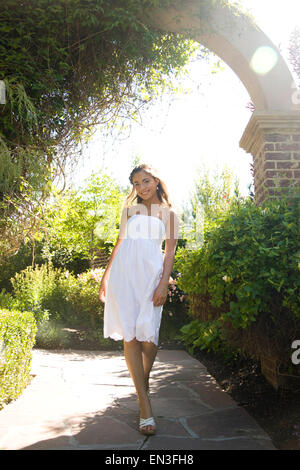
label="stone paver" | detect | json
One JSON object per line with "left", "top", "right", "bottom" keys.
{"left": 0, "top": 349, "right": 276, "bottom": 450}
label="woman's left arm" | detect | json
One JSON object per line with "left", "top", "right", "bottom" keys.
{"left": 152, "top": 209, "right": 179, "bottom": 307}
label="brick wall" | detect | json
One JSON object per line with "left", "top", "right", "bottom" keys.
{"left": 240, "top": 113, "right": 300, "bottom": 205}
{"left": 255, "top": 133, "right": 300, "bottom": 204}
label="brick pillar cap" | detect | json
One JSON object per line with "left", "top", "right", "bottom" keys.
{"left": 240, "top": 111, "right": 300, "bottom": 155}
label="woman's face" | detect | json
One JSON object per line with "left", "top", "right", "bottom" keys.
{"left": 132, "top": 170, "right": 158, "bottom": 202}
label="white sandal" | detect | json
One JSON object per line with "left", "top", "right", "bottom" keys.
{"left": 139, "top": 417, "right": 156, "bottom": 435}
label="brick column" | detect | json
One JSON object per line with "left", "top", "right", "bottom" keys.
{"left": 240, "top": 112, "right": 300, "bottom": 205}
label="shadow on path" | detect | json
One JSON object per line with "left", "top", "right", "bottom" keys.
{"left": 0, "top": 349, "right": 276, "bottom": 450}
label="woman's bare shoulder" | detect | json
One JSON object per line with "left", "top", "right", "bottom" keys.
{"left": 160, "top": 206, "right": 179, "bottom": 228}
{"left": 161, "top": 205, "right": 178, "bottom": 217}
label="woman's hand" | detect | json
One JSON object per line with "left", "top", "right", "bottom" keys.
{"left": 152, "top": 281, "right": 168, "bottom": 307}
{"left": 99, "top": 277, "right": 107, "bottom": 303}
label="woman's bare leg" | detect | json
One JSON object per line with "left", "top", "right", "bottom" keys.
{"left": 123, "top": 338, "right": 155, "bottom": 432}
{"left": 141, "top": 341, "right": 158, "bottom": 392}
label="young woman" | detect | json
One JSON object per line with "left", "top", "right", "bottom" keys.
{"left": 99, "top": 163, "right": 179, "bottom": 436}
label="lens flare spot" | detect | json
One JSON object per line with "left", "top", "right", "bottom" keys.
{"left": 250, "top": 46, "right": 278, "bottom": 75}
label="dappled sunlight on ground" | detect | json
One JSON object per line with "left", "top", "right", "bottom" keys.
{"left": 0, "top": 349, "right": 275, "bottom": 450}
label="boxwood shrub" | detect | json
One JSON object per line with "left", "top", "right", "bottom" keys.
{"left": 0, "top": 309, "right": 37, "bottom": 410}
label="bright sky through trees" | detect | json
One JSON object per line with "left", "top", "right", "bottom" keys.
{"left": 70, "top": 0, "right": 300, "bottom": 212}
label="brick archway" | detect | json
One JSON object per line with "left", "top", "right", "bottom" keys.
{"left": 145, "top": 0, "right": 300, "bottom": 203}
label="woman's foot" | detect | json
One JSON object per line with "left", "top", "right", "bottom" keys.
{"left": 139, "top": 416, "right": 156, "bottom": 435}
{"left": 138, "top": 392, "right": 154, "bottom": 435}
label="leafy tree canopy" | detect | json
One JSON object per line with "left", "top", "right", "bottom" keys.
{"left": 42, "top": 172, "right": 126, "bottom": 261}
{"left": 0, "top": 0, "right": 200, "bottom": 256}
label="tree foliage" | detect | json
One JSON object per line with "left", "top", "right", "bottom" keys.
{"left": 0, "top": 0, "right": 199, "bottom": 256}
{"left": 180, "top": 163, "right": 243, "bottom": 249}
{"left": 43, "top": 172, "right": 126, "bottom": 262}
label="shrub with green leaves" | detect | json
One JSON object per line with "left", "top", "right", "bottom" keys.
{"left": 175, "top": 191, "right": 300, "bottom": 370}
{"left": 0, "top": 309, "right": 37, "bottom": 410}
{"left": 178, "top": 318, "right": 238, "bottom": 361}
{"left": 9, "top": 263, "right": 104, "bottom": 328}
{"left": 65, "top": 268, "right": 105, "bottom": 327}
{"left": 10, "top": 263, "right": 59, "bottom": 323}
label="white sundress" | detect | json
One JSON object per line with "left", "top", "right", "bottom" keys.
{"left": 103, "top": 213, "right": 166, "bottom": 346}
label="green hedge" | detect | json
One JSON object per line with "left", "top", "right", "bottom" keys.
{"left": 0, "top": 309, "right": 37, "bottom": 410}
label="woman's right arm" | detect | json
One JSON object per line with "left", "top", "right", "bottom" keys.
{"left": 98, "top": 208, "right": 128, "bottom": 303}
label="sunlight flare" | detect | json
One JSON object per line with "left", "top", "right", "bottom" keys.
{"left": 250, "top": 46, "right": 279, "bottom": 75}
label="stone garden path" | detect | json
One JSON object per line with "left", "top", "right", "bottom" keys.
{"left": 0, "top": 349, "right": 276, "bottom": 450}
